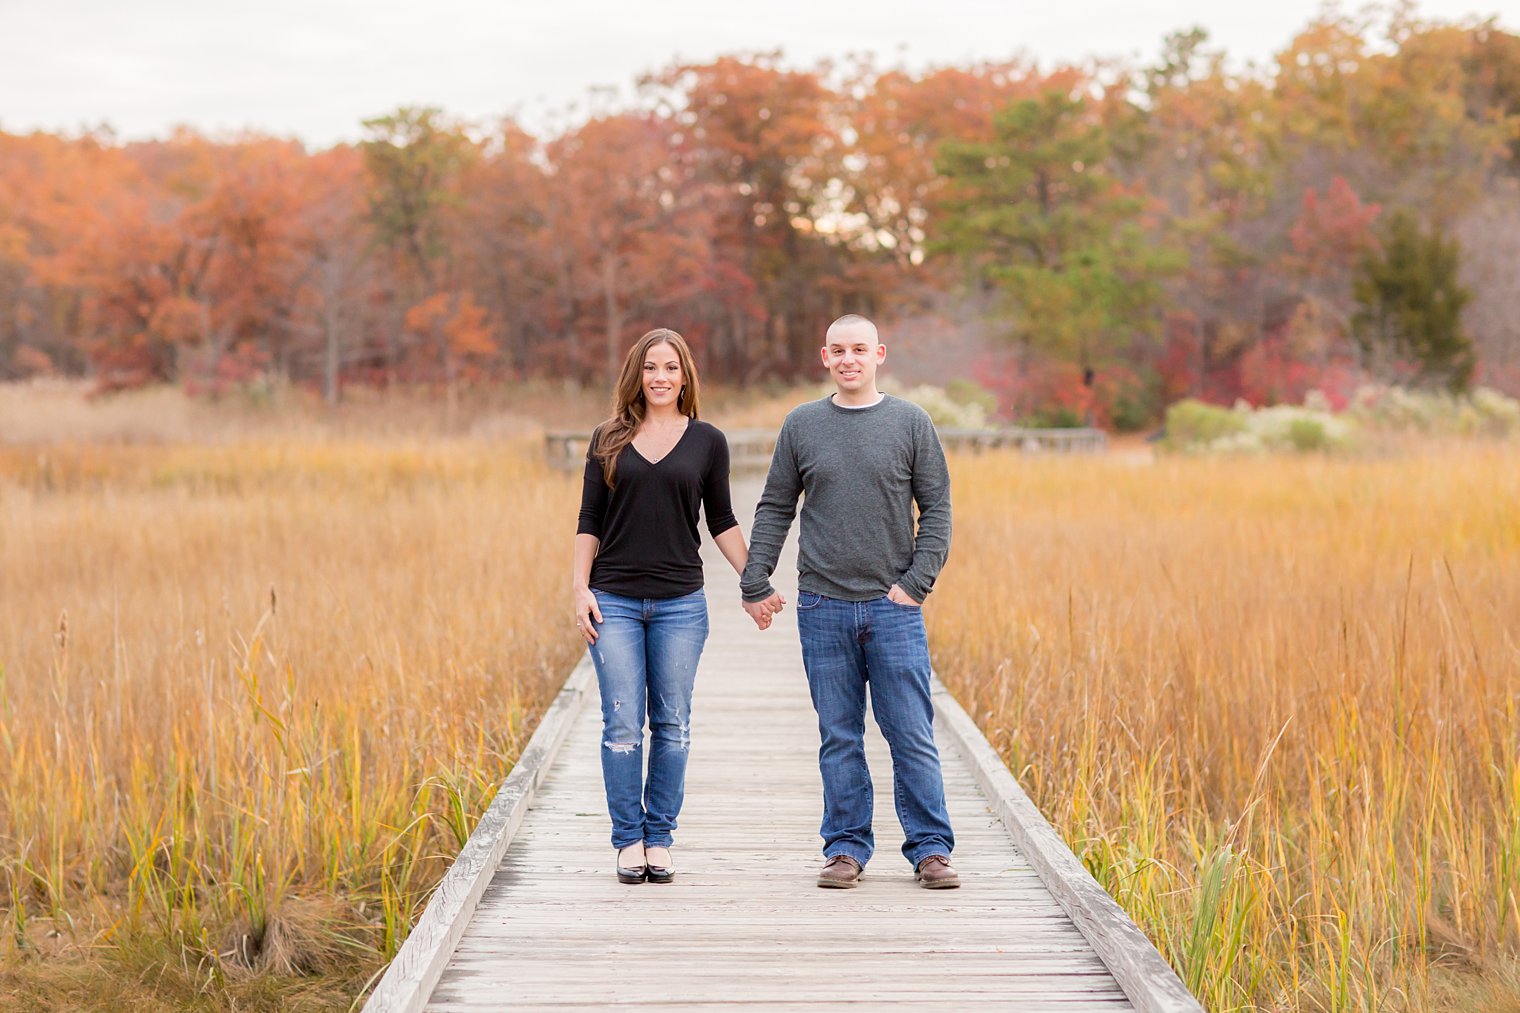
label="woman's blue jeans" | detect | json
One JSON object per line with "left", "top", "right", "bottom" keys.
{"left": 795, "top": 590, "right": 955, "bottom": 868}
{"left": 586, "top": 588, "right": 709, "bottom": 849}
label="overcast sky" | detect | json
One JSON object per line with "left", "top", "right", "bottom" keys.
{"left": 3, "top": 0, "right": 1517, "bottom": 147}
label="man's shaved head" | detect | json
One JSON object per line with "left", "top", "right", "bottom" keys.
{"left": 826, "top": 314, "right": 879, "bottom": 346}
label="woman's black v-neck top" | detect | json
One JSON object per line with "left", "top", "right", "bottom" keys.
{"left": 576, "top": 419, "right": 739, "bottom": 599}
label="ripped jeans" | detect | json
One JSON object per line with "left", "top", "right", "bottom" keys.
{"left": 587, "top": 588, "right": 709, "bottom": 849}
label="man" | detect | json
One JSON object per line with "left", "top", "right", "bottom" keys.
{"left": 741, "top": 314, "right": 958, "bottom": 889}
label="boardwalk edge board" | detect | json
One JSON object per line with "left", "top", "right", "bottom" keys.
{"left": 362, "top": 657, "right": 596, "bottom": 1013}
{"left": 930, "top": 675, "right": 1204, "bottom": 1013}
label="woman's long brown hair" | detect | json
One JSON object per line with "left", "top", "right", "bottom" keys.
{"left": 593, "top": 328, "right": 701, "bottom": 488}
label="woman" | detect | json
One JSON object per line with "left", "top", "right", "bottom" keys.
{"left": 574, "top": 328, "right": 763, "bottom": 884}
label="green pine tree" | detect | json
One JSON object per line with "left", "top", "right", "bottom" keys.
{"left": 935, "top": 91, "right": 1180, "bottom": 371}
{"left": 1352, "top": 210, "right": 1475, "bottom": 393}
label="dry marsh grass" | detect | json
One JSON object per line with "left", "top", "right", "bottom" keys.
{"left": 0, "top": 435, "right": 580, "bottom": 1008}
{"left": 0, "top": 377, "right": 807, "bottom": 448}
{"left": 0, "top": 378, "right": 801, "bottom": 1008}
{"left": 5, "top": 380, "right": 1517, "bottom": 1011}
{"left": 932, "top": 446, "right": 1520, "bottom": 1011}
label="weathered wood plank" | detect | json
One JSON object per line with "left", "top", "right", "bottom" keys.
{"left": 431, "top": 997, "right": 1143, "bottom": 1003}
{"left": 362, "top": 657, "right": 595, "bottom": 1013}
{"left": 364, "top": 477, "right": 1199, "bottom": 1011}
{"left": 932, "top": 680, "right": 1203, "bottom": 1013}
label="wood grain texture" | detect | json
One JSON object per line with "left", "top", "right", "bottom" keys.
{"left": 365, "top": 477, "right": 1196, "bottom": 1011}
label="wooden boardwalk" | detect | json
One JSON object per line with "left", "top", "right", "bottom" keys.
{"left": 366, "top": 485, "right": 1200, "bottom": 1012}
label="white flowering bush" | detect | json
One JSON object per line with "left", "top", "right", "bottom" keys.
{"left": 898, "top": 384, "right": 991, "bottom": 429}
{"left": 1348, "top": 385, "right": 1520, "bottom": 437}
{"left": 1249, "top": 404, "right": 1355, "bottom": 452}
{"left": 1472, "top": 388, "right": 1520, "bottom": 434}
{"left": 1165, "top": 384, "right": 1518, "bottom": 455}
{"left": 826, "top": 382, "right": 993, "bottom": 428}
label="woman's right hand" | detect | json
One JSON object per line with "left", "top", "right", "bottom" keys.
{"left": 574, "top": 586, "right": 603, "bottom": 645}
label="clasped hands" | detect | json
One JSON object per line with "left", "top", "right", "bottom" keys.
{"left": 742, "top": 592, "right": 786, "bottom": 631}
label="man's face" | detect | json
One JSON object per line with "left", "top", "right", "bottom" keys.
{"left": 820, "top": 324, "right": 885, "bottom": 394}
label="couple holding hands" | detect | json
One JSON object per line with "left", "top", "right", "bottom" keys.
{"left": 572, "top": 315, "right": 958, "bottom": 890}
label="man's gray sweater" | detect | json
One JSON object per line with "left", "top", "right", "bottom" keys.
{"left": 740, "top": 394, "right": 952, "bottom": 604}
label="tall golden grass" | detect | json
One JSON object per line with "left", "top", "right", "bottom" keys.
{"left": 931, "top": 446, "right": 1520, "bottom": 1011}
{"left": 0, "top": 378, "right": 804, "bottom": 1008}
{"left": 0, "top": 436, "right": 579, "bottom": 1008}
{"left": 5, "top": 379, "right": 1517, "bottom": 1011}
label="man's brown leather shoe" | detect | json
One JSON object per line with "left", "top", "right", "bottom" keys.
{"left": 916, "top": 855, "right": 960, "bottom": 889}
{"left": 816, "top": 854, "right": 863, "bottom": 889}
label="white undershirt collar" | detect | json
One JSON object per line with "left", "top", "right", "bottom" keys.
{"left": 831, "top": 392, "right": 885, "bottom": 410}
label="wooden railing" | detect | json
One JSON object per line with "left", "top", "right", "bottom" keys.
{"left": 546, "top": 425, "right": 1107, "bottom": 473}
{"left": 938, "top": 426, "right": 1109, "bottom": 454}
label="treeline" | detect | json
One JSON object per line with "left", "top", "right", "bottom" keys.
{"left": 2, "top": 10, "right": 1518, "bottom": 425}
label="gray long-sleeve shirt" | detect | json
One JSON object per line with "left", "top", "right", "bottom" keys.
{"left": 740, "top": 394, "right": 952, "bottom": 604}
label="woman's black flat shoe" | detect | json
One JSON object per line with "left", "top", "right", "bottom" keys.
{"left": 644, "top": 847, "right": 674, "bottom": 884}
{"left": 616, "top": 846, "right": 648, "bottom": 884}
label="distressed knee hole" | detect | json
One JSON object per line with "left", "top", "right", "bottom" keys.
{"left": 603, "top": 740, "right": 638, "bottom": 754}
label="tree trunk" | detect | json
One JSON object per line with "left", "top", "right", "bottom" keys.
{"left": 603, "top": 255, "right": 623, "bottom": 379}
{"left": 323, "top": 301, "right": 341, "bottom": 406}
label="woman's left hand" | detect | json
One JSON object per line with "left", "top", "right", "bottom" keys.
{"left": 574, "top": 586, "right": 603, "bottom": 644}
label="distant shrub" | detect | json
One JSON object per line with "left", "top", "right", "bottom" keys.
{"left": 1348, "top": 384, "right": 1520, "bottom": 437}
{"left": 1163, "top": 399, "right": 1248, "bottom": 449}
{"left": 1472, "top": 388, "right": 1520, "bottom": 435}
{"left": 1250, "top": 405, "right": 1353, "bottom": 452}
{"left": 1111, "top": 391, "right": 1155, "bottom": 433}
{"left": 945, "top": 378, "right": 999, "bottom": 417}
{"left": 1288, "top": 417, "right": 1331, "bottom": 452}
{"left": 1164, "top": 399, "right": 1352, "bottom": 454}
{"left": 897, "top": 384, "right": 991, "bottom": 429}
{"left": 1016, "top": 406, "right": 1084, "bottom": 429}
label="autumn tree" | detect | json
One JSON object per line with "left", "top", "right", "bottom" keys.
{"left": 545, "top": 113, "right": 710, "bottom": 379}
{"left": 361, "top": 107, "right": 483, "bottom": 404}
{"left": 3, "top": 21, "right": 1519, "bottom": 404}
{"left": 1276, "top": 175, "right": 1382, "bottom": 385}
{"left": 836, "top": 59, "right": 1042, "bottom": 272}
{"left": 1132, "top": 28, "right": 1277, "bottom": 401}
{"left": 1462, "top": 22, "right": 1520, "bottom": 170}
{"left": 458, "top": 122, "right": 554, "bottom": 376}
{"left": 289, "top": 146, "right": 373, "bottom": 404}
{"left": 647, "top": 55, "right": 842, "bottom": 377}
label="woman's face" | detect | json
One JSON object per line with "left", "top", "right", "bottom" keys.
{"left": 641, "top": 342, "right": 683, "bottom": 411}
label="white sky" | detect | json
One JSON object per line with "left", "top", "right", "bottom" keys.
{"left": 2, "top": 0, "right": 1517, "bottom": 148}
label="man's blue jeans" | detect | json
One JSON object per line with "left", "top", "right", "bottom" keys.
{"left": 796, "top": 590, "right": 955, "bottom": 868}
{"left": 587, "top": 588, "right": 709, "bottom": 849}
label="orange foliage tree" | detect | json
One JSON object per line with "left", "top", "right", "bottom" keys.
{"left": 1, "top": 15, "right": 1519, "bottom": 412}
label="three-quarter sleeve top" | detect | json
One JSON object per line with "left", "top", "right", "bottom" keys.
{"left": 576, "top": 419, "right": 738, "bottom": 598}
